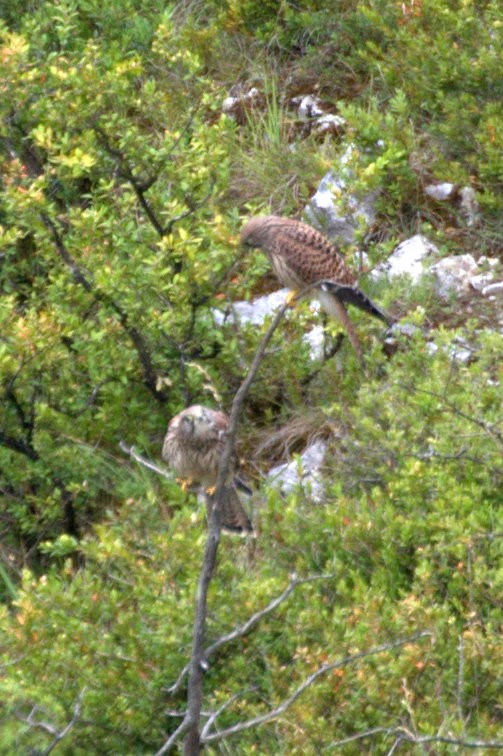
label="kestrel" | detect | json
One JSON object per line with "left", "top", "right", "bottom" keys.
{"left": 162, "top": 405, "right": 255, "bottom": 536}
{"left": 240, "top": 215, "right": 394, "bottom": 363}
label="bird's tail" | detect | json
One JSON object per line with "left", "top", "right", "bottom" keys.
{"left": 320, "top": 282, "right": 395, "bottom": 326}
{"left": 205, "top": 485, "right": 256, "bottom": 536}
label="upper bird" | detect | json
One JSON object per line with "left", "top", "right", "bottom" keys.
{"left": 240, "top": 215, "right": 394, "bottom": 364}
{"left": 162, "top": 404, "right": 255, "bottom": 536}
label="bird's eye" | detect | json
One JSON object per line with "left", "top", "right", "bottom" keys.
{"left": 181, "top": 416, "right": 194, "bottom": 433}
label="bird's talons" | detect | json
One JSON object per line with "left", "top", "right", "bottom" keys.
{"left": 285, "top": 290, "right": 299, "bottom": 307}
{"left": 177, "top": 477, "right": 193, "bottom": 493}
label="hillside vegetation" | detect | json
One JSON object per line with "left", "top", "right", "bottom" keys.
{"left": 0, "top": 1, "right": 502, "bottom": 752}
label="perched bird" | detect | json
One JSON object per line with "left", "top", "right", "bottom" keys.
{"left": 162, "top": 405, "right": 255, "bottom": 536}
{"left": 240, "top": 215, "right": 394, "bottom": 364}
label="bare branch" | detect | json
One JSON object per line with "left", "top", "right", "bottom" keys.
{"left": 17, "top": 689, "right": 85, "bottom": 755}
{"left": 327, "top": 726, "right": 395, "bottom": 748}
{"left": 396, "top": 733, "right": 503, "bottom": 750}
{"left": 1, "top": 381, "right": 39, "bottom": 459}
{"left": 48, "top": 379, "right": 116, "bottom": 418}
{"left": 94, "top": 127, "right": 166, "bottom": 237}
{"left": 155, "top": 296, "right": 293, "bottom": 756}
{"left": 158, "top": 282, "right": 339, "bottom": 754}
{"left": 328, "top": 726, "right": 503, "bottom": 751}
{"left": 155, "top": 719, "right": 191, "bottom": 756}
{"left": 41, "top": 689, "right": 85, "bottom": 756}
{"left": 21, "top": 707, "right": 58, "bottom": 736}
{"left": 202, "top": 631, "right": 433, "bottom": 744}
{"left": 95, "top": 117, "right": 212, "bottom": 240}
{"left": 166, "top": 573, "right": 336, "bottom": 696}
{"left": 200, "top": 690, "right": 257, "bottom": 741}
{"left": 119, "top": 440, "right": 173, "bottom": 480}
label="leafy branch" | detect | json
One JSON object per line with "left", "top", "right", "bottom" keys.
{"left": 397, "top": 382, "right": 503, "bottom": 444}
{"left": 95, "top": 120, "right": 214, "bottom": 240}
{"left": 41, "top": 213, "right": 168, "bottom": 402}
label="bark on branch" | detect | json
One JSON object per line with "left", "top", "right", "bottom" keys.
{"left": 0, "top": 430, "right": 39, "bottom": 461}
{"left": 155, "top": 297, "right": 292, "bottom": 756}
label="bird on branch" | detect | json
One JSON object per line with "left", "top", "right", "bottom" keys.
{"left": 162, "top": 405, "right": 255, "bottom": 536}
{"left": 240, "top": 215, "right": 394, "bottom": 364}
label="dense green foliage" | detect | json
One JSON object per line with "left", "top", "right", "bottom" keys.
{"left": 0, "top": 0, "right": 502, "bottom": 752}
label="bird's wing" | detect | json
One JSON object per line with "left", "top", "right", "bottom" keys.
{"left": 273, "top": 224, "right": 355, "bottom": 286}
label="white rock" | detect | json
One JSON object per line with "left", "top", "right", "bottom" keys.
{"left": 449, "top": 345, "right": 472, "bottom": 363}
{"left": 431, "top": 254, "right": 479, "bottom": 298}
{"left": 304, "top": 325, "right": 325, "bottom": 361}
{"left": 214, "top": 294, "right": 328, "bottom": 362}
{"left": 222, "top": 87, "right": 259, "bottom": 114}
{"left": 267, "top": 439, "right": 327, "bottom": 503}
{"left": 212, "top": 288, "right": 289, "bottom": 327}
{"left": 372, "top": 235, "right": 438, "bottom": 283}
{"left": 469, "top": 273, "right": 498, "bottom": 293}
{"left": 386, "top": 322, "right": 422, "bottom": 339}
{"left": 222, "top": 96, "right": 238, "bottom": 113}
{"left": 294, "top": 94, "right": 324, "bottom": 119}
{"left": 304, "top": 164, "right": 377, "bottom": 245}
{"left": 482, "top": 282, "right": 503, "bottom": 297}
{"left": 313, "top": 113, "right": 346, "bottom": 135}
{"left": 478, "top": 256, "right": 499, "bottom": 269}
{"left": 425, "top": 182, "right": 456, "bottom": 201}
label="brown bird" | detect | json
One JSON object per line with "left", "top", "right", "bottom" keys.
{"left": 162, "top": 405, "right": 255, "bottom": 536}
{"left": 240, "top": 215, "right": 394, "bottom": 363}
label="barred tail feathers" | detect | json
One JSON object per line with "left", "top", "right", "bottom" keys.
{"left": 205, "top": 486, "right": 255, "bottom": 536}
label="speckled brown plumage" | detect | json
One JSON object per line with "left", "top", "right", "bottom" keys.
{"left": 240, "top": 215, "right": 393, "bottom": 363}
{"left": 162, "top": 405, "right": 254, "bottom": 535}
{"left": 241, "top": 215, "right": 355, "bottom": 288}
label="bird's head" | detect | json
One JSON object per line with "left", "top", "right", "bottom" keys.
{"left": 179, "top": 405, "right": 216, "bottom": 438}
{"left": 240, "top": 215, "right": 278, "bottom": 248}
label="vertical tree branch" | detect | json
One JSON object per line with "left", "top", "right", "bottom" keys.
{"left": 155, "top": 299, "right": 291, "bottom": 756}
{"left": 182, "top": 299, "right": 291, "bottom": 755}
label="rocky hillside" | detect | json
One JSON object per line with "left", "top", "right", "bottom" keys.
{"left": 0, "top": 1, "right": 501, "bottom": 752}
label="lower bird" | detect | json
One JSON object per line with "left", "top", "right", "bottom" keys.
{"left": 162, "top": 404, "right": 255, "bottom": 536}
{"left": 240, "top": 214, "right": 394, "bottom": 364}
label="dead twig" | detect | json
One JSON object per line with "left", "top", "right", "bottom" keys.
{"left": 17, "top": 688, "right": 85, "bottom": 755}
{"left": 327, "top": 726, "right": 503, "bottom": 751}
{"left": 201, "top": 631, "right": 433, "bottom": 744}
{"left": 165, "top": 572, "right": 336, "bottom": 696}
{"left": 119, "top": 440, "right": 173, "bottom": 480}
